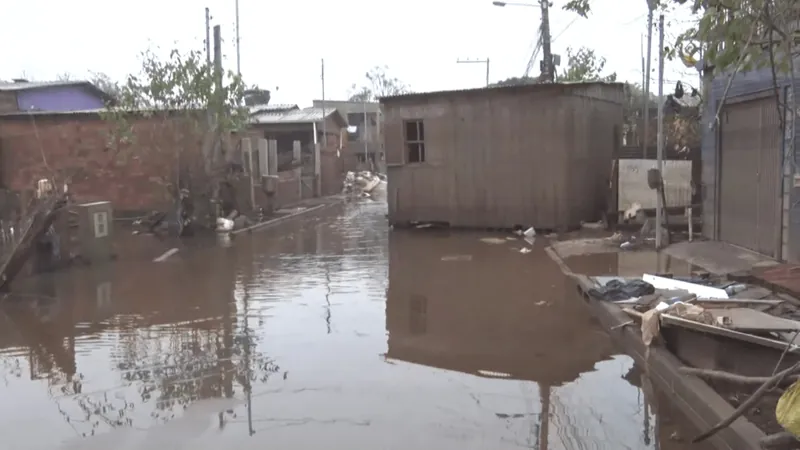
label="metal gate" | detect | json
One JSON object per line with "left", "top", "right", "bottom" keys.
{"left": 718, "top": 96, "right": 782, "bottom": 257}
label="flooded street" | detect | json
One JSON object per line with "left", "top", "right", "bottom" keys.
{"left": 0, "top": 200, "right": 711, "bottom": 450}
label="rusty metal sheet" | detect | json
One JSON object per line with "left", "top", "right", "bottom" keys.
{"left": 748, "top": 264, "right": 800, "bottom": 297}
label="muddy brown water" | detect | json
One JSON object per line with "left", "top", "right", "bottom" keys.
{"left": 0, "top": 201, "right": 713, "bottom": 449}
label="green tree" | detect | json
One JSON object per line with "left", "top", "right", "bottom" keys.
{"left": 348, "top": 65, "right": 410, "bottom": 101}
{"left": 562, "top": 0, "right": 798, "bottom": 82}
{"left": 102, "top": 48, "right": 252, "bottom": 226}
{"left": 558, "top": 46, "right": 617, "bottom": 82}
{"left": 89, "top": 71, "right": 122, "bottom": 101}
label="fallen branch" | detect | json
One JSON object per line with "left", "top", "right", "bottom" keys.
{"left": 680, "top": 367, "right": 800, "bottom": 387}
{"left": 760, "top": 431, "right": 799, "bottom": 450}
{"left": 693, "top": 361, "right": 800, "bottom": 443}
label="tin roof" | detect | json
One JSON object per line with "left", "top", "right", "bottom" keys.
{"left": 0, "top": 80, "right": 114, "bottom": 103}
{"left": 379, "top": 81, "right": 625, "bottom": 104}
{"left": 252, "top": 106, "right": 348, "bottom": 128}
{"left": 248, "top": 103, "right": 299, "bottom": 115}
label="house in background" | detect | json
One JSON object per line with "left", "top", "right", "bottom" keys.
{"left": 250, "top": 106, "right": 350, "bottom": 197}
{"left": 380, "top": 82, "right": 624, "bottom": 230}
{"left": 0, "top": 80, "right": 112, "bottom": 113}
{"left": 312, "top": 100, "right": 383, "bottom": 172}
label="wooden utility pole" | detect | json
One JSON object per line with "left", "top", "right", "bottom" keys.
{"left": 213, "top": 25, "right": 223, "bottom": 170}
{"left": 656, "top": 14, "right": 665, "bottom": 249}
{"left": 643, "top": 1, "right": 655, "bottom": 159}
{"left": 540, "top": 0, "right": 554, "bottom": 82}
{"left": 205, "top": 8, "right": 211, "bottom": 65}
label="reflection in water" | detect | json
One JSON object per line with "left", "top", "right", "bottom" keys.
{"left": 0, "top": 201, "right": 712, "bottom": 449}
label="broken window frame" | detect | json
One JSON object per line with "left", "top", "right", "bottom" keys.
{"left": 403, "top": 120, "right": 426, "bottom": 164}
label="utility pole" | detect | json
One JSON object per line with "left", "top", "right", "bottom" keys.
{"left": 456, "top": 58, "right": 491, "bottom": 86}
{"left": 235, "top": 0, "right": 241, "bottom": 75}
{"left": 321, "top": 59, "right": 327, "bottom": 151}
{"left": 205, "top": 8, "right": 211, "bottom": 66}
{"left": 540, "top": 0, "right": 553, "bottom": 82}
{"left": 656, "top": 14, "right": 665, "bottom": 249}
{"left": 363, "top": 100, "right": 370, "bottom": 171}
{"left": 643, "top": 1, "right": 655, "bottom": 159}
{"left": 640, "top": 33, "right": 646, "bottom": 156}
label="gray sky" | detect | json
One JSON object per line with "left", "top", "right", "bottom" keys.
{"left": 4, "top": 0, "right": 699, "bottom": 106}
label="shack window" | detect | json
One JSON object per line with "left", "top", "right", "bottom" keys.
{"left": 404, "top": 120, "right": 425, "bottom": 163}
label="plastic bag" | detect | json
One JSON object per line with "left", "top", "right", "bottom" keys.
{"left": 776, "top": 379, "right": 800, "bottom": 437}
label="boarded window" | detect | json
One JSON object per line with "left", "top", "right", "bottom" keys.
{"left": 404, "top": 120, "right": 425, "bottom": 163}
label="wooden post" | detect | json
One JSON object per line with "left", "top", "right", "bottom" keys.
{"left": 314, "top": 142, "right": 322, "bottom": 197}
{"left": 242, "top": 137, "right": 255, "bottom": 211}
{"left": 267, "top": 140, "right": 278, "bottom": 176}
{"left": 293, "top": 140, "right": 302, "bottom": 200}
{"left": 257, "top": 138, "right": 268, "bottom": 177}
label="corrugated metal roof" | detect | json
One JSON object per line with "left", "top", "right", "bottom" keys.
{"left": 0, "top": 80, "right": 95, "bottom": 92}
{"left": 248, "top": 103, "right": 299, "bottom": 115}
{"left": 252, "top": 106, "right": 345, "bottom": 125}
{"left": 379, "top": 81, "right": 625, "bottom": 103}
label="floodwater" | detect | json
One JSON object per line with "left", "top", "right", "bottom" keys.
{"left": 0, "top": 200, "right": 713, "bottom": 450}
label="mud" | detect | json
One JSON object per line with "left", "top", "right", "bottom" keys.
{"left": 0, "top": 201, "right": 712, "bottom": 449}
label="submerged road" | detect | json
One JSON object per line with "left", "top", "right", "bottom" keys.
{"left": 0, "top": 200, "right": 712, "bottom": 450}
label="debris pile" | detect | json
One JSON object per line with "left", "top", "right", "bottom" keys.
{"left": 342, "top": 171, "right": 386, "bottom": 197}
{"left": 585, "top": 271, "right": 800, "bottom": 445}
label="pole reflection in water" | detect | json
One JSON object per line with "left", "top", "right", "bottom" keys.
{"left": 539, "top": 383, "right": 549, "bottom": 450}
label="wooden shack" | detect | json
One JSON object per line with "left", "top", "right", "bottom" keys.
{"left": 380, "top": 82, "right": 624, "bottom": 229}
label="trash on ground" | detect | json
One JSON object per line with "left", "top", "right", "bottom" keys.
{"left": 153, "top": 248, "right": 179, "bottom": 262}
{"left": 441, "top": 255, "right": 472, "bottom": 262}
{"left": 642, "top": 274, "right": 729, "bottom": 299}
{"left": 342, "top": 171, "right": 386, "bottom": 197}
{"left": 216, "top": 217, "right": 234, "bottom": 233}
{"left": 623, "top": 202, "right": 643, "bottom": 221}
{"left": 588, "top": 279, "right": 656, "bottom": 302}
{"left": 776, "top": 380, "right": 800, "bottom": 438}
{"left": 581, "top": 220, "right": 606, "bottom": 230}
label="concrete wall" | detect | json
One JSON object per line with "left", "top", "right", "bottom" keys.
{"left": 702, "top": 62, "right": 800, "bottom": 261}
{"left": 382, "top": 83, "right": 624, "bottom": 229}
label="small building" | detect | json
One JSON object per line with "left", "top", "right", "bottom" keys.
{"left": 380, "top": 82, "right": 625, "bottom": 229}
{"left": 250, "top": 106, "right": 350, "bottom": 196}
{"left": 312, "top": 100, "right": 383, "bottom": 172}
{"left": 700, "top": 64, "right": 799, "bottom": 261}
{"left": 0, "top": 80, "right": 112, "bottom": 113}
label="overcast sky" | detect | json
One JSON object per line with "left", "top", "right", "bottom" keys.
{"left": 3, "top": 0, "right": 699, "bottom": 106}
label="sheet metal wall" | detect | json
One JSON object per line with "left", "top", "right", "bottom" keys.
{"left": 702, "top": 65, "right": 800, "bottom": 261}
{"left": 382, "top": 84, "right": 624, "bottom": 229}
{"left": 718, "top": 96, "right": 783, "bottom": 258}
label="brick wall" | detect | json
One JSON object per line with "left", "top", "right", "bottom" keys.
{"left": 0, "top": 112, "right": 205, "bottom": 214}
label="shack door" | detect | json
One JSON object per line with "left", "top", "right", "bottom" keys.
{"left": 718, "top": 96, "right": 782, "bottom": 258}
